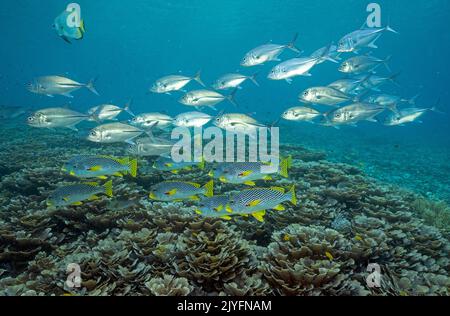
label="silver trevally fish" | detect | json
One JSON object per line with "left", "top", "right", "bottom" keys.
{"left": 310, "top": 44, "right": 341, "bottom": 64}
{"left": 384, "top": 106, "right": 441, "bottom": 126}
{"left": 241, "top": 33, "right": 301, "bottom": 67}
{"left": 364, "top": 94, "right": 418, "bottom": 113}
{"left": 214, "top": 113, "right": 265, "bottom": 134}
{"left": 353, "top": 73, "right": 400, "bottom": 92}
{"left": 89, "top": 101, "right": 134, "bottom": 122}
{"left": 267, "top": 57, "right": 319, "bottom": 83}
{"left": 225, "top": 186, "right": 297, "bottom": 222}
{"left": 282, "top": 106, "right": 322, "bottom": 122}
{"left": 47, "top": 180, "right": 113, "bottom": 208}
{"left": 87, "top": 122, "right": 150, "bottom": 144}
{"left": 300, "top": 86, "right": 355, "bottom": 107}
{"left": 179, "top": 89, "right": 237, "bottom": 109}
{"left": 338, "top": 24, "right": 398, "bottom": 53}
{"left": 127, "top": 137, "right": 175, "bottom": 157}
{"left": 27, "top": 107, "right": 90, "bottom": 131}
{"left": 213, "top": 73, "right": 259, "bottom": 90}
{"left": 53, "top": 9, "right": 85, "bottom": 44}
{"left": 0, "top": 106, "right": 29, "bottom": 120}
{"left": 27, "top": 76, "right": 99, "bottom": 98}
{"left": 339, "top": 55, "right": 392, "bottom": 74}
{"left": 130, "top": 113, "right": 173, "bottom": 129}
{"left": 150, "top": 71, "right": 205, "bottom": 94}
{"left": 195, "top": 195, "right": 232, "bottom": 220}
{"left": 328, "top": 77, "right": 370, "bottom": 95}
{"left": 173, "top": 111, "right": 213, "bottom": 128}
{"left": 324, "top": 103, "right": 385, "bottom": 126}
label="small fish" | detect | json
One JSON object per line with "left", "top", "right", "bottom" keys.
{"left": 300, "top": 86, "right": 355, "bottom": 106}
{"left": 89, "top": 101, "right": 134, "bottom": 122}
{"left": 195, "top": 195, "right": 232, "bottom": 220}
{"left": 353, "top": 73, "right": 400, "bottom": 91}
{"left": 0, "top": 106, "right": 29, "bottom": 120}
{"left": 152, "top": 156, "right": 204, "bottom": 174}
{"left": 328, "top": 78, "right": 369, "bottom": 95}
{"left": 283, "top": 234, "right": 291, "bottom": 241}
{"left": 226, "top": 185, "right": 297, "bottom": 222}
{"left": 384, "top": 106, "right": 441, "bottom": 126}
{"left": 47, "top": 180, "right": 113, "bottom": 208}
{"left": 62, "top": 156, "right": 138, "bottom": 179}
{"left": 151, "top": 71, "right": 205, "bottom": 94}
{"left": 355, "top": 235, "right": 364, "bottom": 242}
{"left": 127, "top": 137, "right": 174, "bottom": 157}
{"left": 149, "top": 180, "right": 214, "bottom": 202}
{"left": 213, "top": 73, "right": 259, "bottom": 90}
{"left": 339, "top": 55, "right": 392, "bottom": 74}
{"left": 179, "top": 89, "right": 238, "bottom": 109}
{"left": 173, "top": 111, "right": 213, "bottom": 128}
{"left": 53, "top": 9, "right": 85, "bottom": 43}
{"left": 130, "top": 112, "right": 173, "bottom": 129}
{"left": 209, "top": 157, "right": 291, "bottom": 186}
{"left": 241, "top": 33, "right": 301, "bottom": 67}
{"left": 364, "top": 94, "right": 418, "bottom": 113}
{"left": 27, "top": 76, "right": 99, "bottom": 98}
{"left": 310, "top": 44, "right": 341, "bottom": 64}
{"left": 282, "top": 106, "right": 322, "bottom": 122}
{"left": 325, "top": 251, "right": 334, "bottom": 261}
{"left": 324, "top": 103, "right": 385, "bottom": 126}
{"left": 214, "top": 113, "right": 265, "bottom": 134}
{"left": 27, "top": 107, "right": 90, "bottom": 131}
{"left": 106, "top": 198, "right": 142, "bottom": 211}
{"left": 87, "top": 122, "right": 150, "bottom": 144}
{"left": 337, "top": 24, "right": 398, "bottom": 53}
{"left": 267, "top": 45, "right": 334, "bottom": 83}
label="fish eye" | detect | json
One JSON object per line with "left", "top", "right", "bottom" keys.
{"left": 335, "top": 114, "right": 341, "bottom": 118}
{"left": 27, "top": 117, "right": 33, "bottom": 121}
{"left": 90, "top": 131, "right": 97, "bottom": 136}
{"left": 303, "top": 91, "right": 308, "bottom": 96}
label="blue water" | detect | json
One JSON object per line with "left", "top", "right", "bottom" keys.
{"left": 2, "top": 0, "right": 448, "bottom": 200}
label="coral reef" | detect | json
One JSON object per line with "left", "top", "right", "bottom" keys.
{"left": 0, "top": 125, "right": 449, "bottom": 296}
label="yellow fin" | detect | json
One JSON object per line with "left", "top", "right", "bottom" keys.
{"left": 171, "top": 170, "right": 179, "bottom": 175}
{"left": 289, "top": 185, "right": 297, "bottom": 206}
{"left": 270, "top": 186, "right": 285, "bottom": 193}
{"left": 187, "top": 182, "right": 201, "bottom": 188}
{"left": 72, "top": 202, "right": 83, "bottom": 206}
{"left": 263, "top": 175, "right": 273, "bottom": 181}
{"left": 149, "top": 192, "right": 157, "bottom": 200}
{"left": 219, "top": 176, "right": 227, "bottom": 183}
{"left": 247, "top": 199, "right": 262, "bottom": 207}
{"left": 221, "top": 215, "right": 232, "bottom": 221}
{"left": 129, "top": 159, "right": 138, "bottom": 177}
{"left": 63, "top": 196, "right": 70, "bottom": 202}
{"left": 80, "top": 19, "right": 85, "bottom": 33}
{"left": 252, "top": 211, "right": 266, "bottom": 222}
{"left": 185, "top": 166, "right": 192, "bottom": 171}
{"left": 69, "top": 171, "right": 76, "bottom": 176}
{"left": 208, "top": 170, "right": 214, "bottom": 177}
{"left": 226, "top": 205, "right": 233, "bottom": 213}
{"left": 202, "top": 180, "right": 214, "bottom": 198}
{"left": 103, "top": 180, "right": 113, "bottom": 198}
{"left": 88, "top": 165, "right": 102, "bottom": 172}
{"left": 88, "top": 195, "right": 99, "bottom": 201}
{"left": 113, "top": 172, "right": 123, "bottom": 177}
{"left": 325, "top": 251, "right": 334, "bottom": 261}
{"left": 97, "top": 176, "right": 108, "bottom": 180}
{"left": 273, "top": 204, "right": 285, "bottom": 211}
{"left": 165, "top": 163, "right": 173, "bottom": 168}
{"left": 84, "top": 182, "right": 99, "bottom": 187}
{"left": 198, "top": 158, "right": 205, "bottom": 170}
{"left": 215, "top": 205, "right": 224, "bottom": 212}
{"left": 280, "top": 157, "right": 289, "bottom": 178}
{"left": 190, "top": 195, "right": 200, "bottom": 201}
{"left": 244, "top": 181, "right": 256, "bottom": 186}
{"left": 195, "top": 210, "right": 202, "bottom": 215}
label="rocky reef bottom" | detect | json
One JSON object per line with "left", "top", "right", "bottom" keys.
{"left": 0, "top": 125, "right": 449, "bottom": 296}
